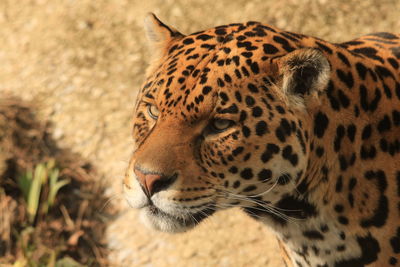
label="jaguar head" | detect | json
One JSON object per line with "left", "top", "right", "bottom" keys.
{"left": 124, "top": 14, "right": 330, "bottom": 232}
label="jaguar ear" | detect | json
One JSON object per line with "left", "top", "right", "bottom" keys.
{"left": 144, "top": 13, "right": 184, "bottom": 58}
{"left": 274, "top": 48, "right": 331, "bottom": 107}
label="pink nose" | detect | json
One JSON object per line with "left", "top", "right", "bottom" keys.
{"left": 134, "top": 167, "right": 177, "bottom": 197}
{"left": 134, "top": 169, "right": 163, "bottom": 197}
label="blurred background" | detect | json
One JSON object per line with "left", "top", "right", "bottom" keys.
{"left": 0, "top": 0, "right": 399, "bottom": 266}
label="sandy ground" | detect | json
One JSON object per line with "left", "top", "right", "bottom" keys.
{"left": 1, "top": 0, "right": 399, "bottom": 266}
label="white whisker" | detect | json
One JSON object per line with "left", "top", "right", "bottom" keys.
{"left": 99, "top": 194, "right": 124, "bottom": 212}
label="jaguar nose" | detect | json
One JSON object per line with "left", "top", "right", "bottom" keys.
{"left": 134, "top": 166, "right": 178, "bottom": 197}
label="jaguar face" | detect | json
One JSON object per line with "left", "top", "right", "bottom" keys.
{"left": 123, "top": 14, "right": 329, "bottom": 233}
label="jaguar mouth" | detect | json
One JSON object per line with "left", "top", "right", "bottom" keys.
{"left": 141, "top": 203, "right": 216, "bottom": 233}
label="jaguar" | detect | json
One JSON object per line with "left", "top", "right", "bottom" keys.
{"left": 124, "top": 13, "right": 400, "bottom": 266}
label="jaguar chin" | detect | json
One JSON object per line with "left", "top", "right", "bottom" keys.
{"left": 123, "top": 176, "right": 217, "bottom": 233}
{"left": 139, "top": 203, "right": 215, "bottom": 233}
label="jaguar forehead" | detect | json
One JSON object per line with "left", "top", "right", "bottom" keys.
{"left": 142, "top": 51, "right": 223, "bottom": 121}
{"left": 141, "top": 24, "right": 282, "bottom": 122}
{"left": 157, "top": 53, "right": 220, "bottom": 121}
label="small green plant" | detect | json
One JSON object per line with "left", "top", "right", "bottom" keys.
{"left": 12, "top": 159, "right": 76, "bottom": 266}
{"left": 12, "top": 226, "right": 85, "bottom": 267}
{"left": 18, "top": 159, "right": 70, "bottom": 224}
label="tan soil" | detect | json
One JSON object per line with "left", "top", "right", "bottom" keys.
{"left": 1, "top": 0, "right": 399, "bottom": 266}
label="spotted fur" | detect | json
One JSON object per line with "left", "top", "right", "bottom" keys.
{"left": 124, "top": 13, "right": 400, "bottom": 267}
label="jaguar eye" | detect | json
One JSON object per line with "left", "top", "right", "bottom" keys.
{"left": 211, "top": 119, "right": 234, "bottom": 132}
{"left": 147, "top": 104, "right": 159, "bottom": 119}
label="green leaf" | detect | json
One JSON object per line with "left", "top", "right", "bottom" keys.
{"left": 12, "top": 258, "right": 28, "bottom": 267}
{"left": 49, "top": 168, "right": 59, "bottom": 188}
{"left": 18, "top": 169, "right": 33, "bottom": 201}
{"left": 48, "top": 177, "right": 69, "bottom": 208}
{"left": 48, "top": 168, "right": 69, "bottom": 208}
{"left": 46, "top": 158, "right": 56, "bottom": 171}
{"left": 55, "top": 256, "right": 86, "bottom": 267}
{"left": 46, "top": 250, "right": 56, "bottom": 267}
{"left": 27, "top": 164, "right": 45, "bottom": 223}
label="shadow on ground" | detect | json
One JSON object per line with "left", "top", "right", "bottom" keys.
{"left": 0, "top": 97, "right": 111, "bottom": 266}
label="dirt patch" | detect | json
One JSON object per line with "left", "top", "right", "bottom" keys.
{"left": 0, "top": 97, "right": 111, "bottom": 266}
